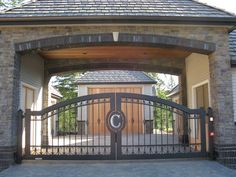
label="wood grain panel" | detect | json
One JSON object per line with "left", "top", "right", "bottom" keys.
{"left": 40, "top": 46, "right": 190, "bottom": 60}
{"left": 88, "top": 87, "right": 143, "bottom": 135}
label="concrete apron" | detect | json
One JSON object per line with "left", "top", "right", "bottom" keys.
{"left": 0, "top": 159, "right": 236, "bottom": 177}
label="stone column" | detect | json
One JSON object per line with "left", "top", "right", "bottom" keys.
{"left": 179, "top": 66, "right": 188, "bottom": 106}
{"left": 41, "top": 65, "right": 50, "bottom": 146}
{"left": 0, "top": 49, "right": 20, "bottom": 168}
{"left": 209, "top": 36, "right": 236, "bottom": 146}
{"left": 179, "top": 66, "right": 189, "bottom": 144}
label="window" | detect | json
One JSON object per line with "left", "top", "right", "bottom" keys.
{"left": 22, "top": 85, "right": 35, "bottom": 111}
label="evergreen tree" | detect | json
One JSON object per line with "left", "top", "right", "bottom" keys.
{"left": 147, "top": 72, "right": 175, "bottom": 132}
{"left": 0, "top": 0, "right": 24, "bottom": 9}
{"left": 52, "top": 73, "right": 80, "bottom": 101}
{"left": 52, "top": 72, "right": 81, "bottom": 134}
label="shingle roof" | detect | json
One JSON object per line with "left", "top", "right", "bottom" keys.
{"left": 77, "top": 70, "right": 157, "bottom": 85}
{"left": 0, "top": 0, "right": 235, "bottom": 18}
{"left": 50, "top": 85, "right": 63, "bottom": 98}
{"left": 167, "top": 84, "right": 180, "bottom": 97}
{"left": 230, "top": 30, "right": 236, "bottom": 62}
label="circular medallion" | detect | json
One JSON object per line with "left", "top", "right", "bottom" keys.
{"left": 106, "top": 111, "right": 125, "bottom": 132}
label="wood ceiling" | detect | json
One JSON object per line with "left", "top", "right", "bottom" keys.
{"left": 40, "top": 46, "right": 191, "bottom": 60}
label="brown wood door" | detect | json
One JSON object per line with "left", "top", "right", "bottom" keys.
{"left": 87, "top": 88, "right": 113, "bottom": 136}
{"left": 119, "top": 88, "right": 143, "bottom": 135}
{"left": 88, "top": 87, "right": 143, "bottom": 135}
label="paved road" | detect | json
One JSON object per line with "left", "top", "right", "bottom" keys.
{"left": 0, "top": 160, "right": 236, "bottom": 177}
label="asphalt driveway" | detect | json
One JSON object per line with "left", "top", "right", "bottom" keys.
{"left": 0, "top": 160, "right": 235, "bottom": 177}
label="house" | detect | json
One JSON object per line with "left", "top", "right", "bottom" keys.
{"left": 0, "top": 0, "right": 236, "bottom": 169}
{"left": 168, "top": 85, "right": 180, "bottom": 105}
{"left": 77, "top": 70, "right": 157, "bottom": 135}
{"left": 168, "top": 83, "right": 209, "bottom": 150}
{"left": 20, "top": 82, "right": 62, "bottom": 155}
{"left": 167, "top": 85, "right": 182, "bottom": 142}
{"left": 48, "top": 85, "right": 62, "bottom": 137}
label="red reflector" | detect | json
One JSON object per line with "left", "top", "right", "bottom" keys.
{"left": 210, "top": 132, "right": 214, "bottom": 136}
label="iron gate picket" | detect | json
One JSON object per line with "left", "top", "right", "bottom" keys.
{"left": 115, "top": 93, "right": 207, "bottom": 159}
{"left": 20, "top": 93, "right": 207, "bottom": 160}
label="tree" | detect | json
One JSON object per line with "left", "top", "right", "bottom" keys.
{"left": 0, "top": 0, "right": 24, "bottom": 9}
{"left": 146, "top": 72, "right": 168, "bottom": 98}
{"left": 52, "top": 72, "right": 81, "bottom": 134}
{"left": 52, "top": 73, "right": 80, "bottom": 101}
{"left": 147, "top": 72, "right": 176, "bottom": 132}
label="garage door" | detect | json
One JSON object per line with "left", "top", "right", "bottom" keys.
{"left": 88, "top": 87, "right": 143, "bottom": 135}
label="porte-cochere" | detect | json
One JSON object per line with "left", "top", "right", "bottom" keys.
{"left": 1, "top": 0, "right": 236, "bottom": 169}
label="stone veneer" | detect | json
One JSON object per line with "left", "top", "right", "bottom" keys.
{"left": 0, "top": 25, "right": 235, "bottom": 168}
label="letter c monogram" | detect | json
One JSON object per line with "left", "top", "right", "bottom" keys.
{"left": 110, "top": 114, "right": 121, "bottom": 129}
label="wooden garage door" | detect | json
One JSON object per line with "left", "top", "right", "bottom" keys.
{"left": 88, "top": 87, "right": 143, "bottom": 135}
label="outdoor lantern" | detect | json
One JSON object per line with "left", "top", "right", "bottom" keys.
{"left": 210, "top": 132, "right": 215, "bottom": 137}
{"left": 209, "top": 117, "right": 214, "bottom": 122}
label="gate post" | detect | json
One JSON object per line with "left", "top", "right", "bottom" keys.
{"left": 207, "top": 107, "right": 215, "bottom": 160}
{"left": 15, "top": 110, "right": 24, "bottom": 164}
{"left": 200, "top": 108, "right": 206, "bottom": 153}
{"left": 109, "top": 93, "right": 117, "bottom": 160}
{"left": 25, "top": 109, "right": 31, "bottom": 158}
{"left": 115, "top": 93, "right": 122, "bottom": 160}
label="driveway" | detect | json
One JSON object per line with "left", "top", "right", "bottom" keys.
{"left": 0, "top": 160, "right": 235, "bottom": 177}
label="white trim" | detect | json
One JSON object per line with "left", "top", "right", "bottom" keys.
{"left": 21, "top": 81, "right": 37, "bottom": 90}
{"left": 112, "top": 32, "right": 119, "bottom": 42}
{"left": 191, "top": 80, "right": 211, "bottom": 139}
{"left": 192, "top": 79, "right": 211, "bottom": 109}
{"left": 20, "top": 81, "right": 37, "bottom": 111}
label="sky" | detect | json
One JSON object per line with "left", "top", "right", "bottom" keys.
{"left": 197, "top": 0, "right": 236, "bottom": 14}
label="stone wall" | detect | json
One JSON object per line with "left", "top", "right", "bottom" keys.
{"left": 0, "top": 25, "right": 235, "bottom": 167}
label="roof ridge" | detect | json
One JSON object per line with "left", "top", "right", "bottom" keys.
{"left": 1, "top": 0, "right": 38, "bottom": 14}
{"left": 192, "top": 0, "right": 236, "bottom": 17}
{"left": 77, "top": 70, "right": 157, "bottom": 84}
{"left": 142, "top": 72, "right": 157, "bottom": 82}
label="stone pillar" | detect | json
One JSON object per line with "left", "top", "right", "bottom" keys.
{"left": 179, "top": 66, "right": 189, "bottom": 144}
{"left": 209, "top": 38, "right": 236, "bottom": 146}
{"left": 41, "top": 66, "right": 50, "bottom": 146}
{"left": 179, "top": 66, "right": 187, "bottom": 106}
{"left": 0, "top": 51, "right": 20, "bottom": 169}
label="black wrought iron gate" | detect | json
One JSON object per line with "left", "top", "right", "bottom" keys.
{"left": 20, "top": 93, "right": 207, "bottom": 160}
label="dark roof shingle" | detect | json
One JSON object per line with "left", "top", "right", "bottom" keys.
{"left": 230, "top": 30, "right": 236, "bottom": 61}
{"left": 0, "top": 0, "right": 235, "bottom": 18}
{"left": 168, "top": 84, "right": 180, "bottom": 97}
{"left": 77, "top": 70, "right": 157, "bottom": 85}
